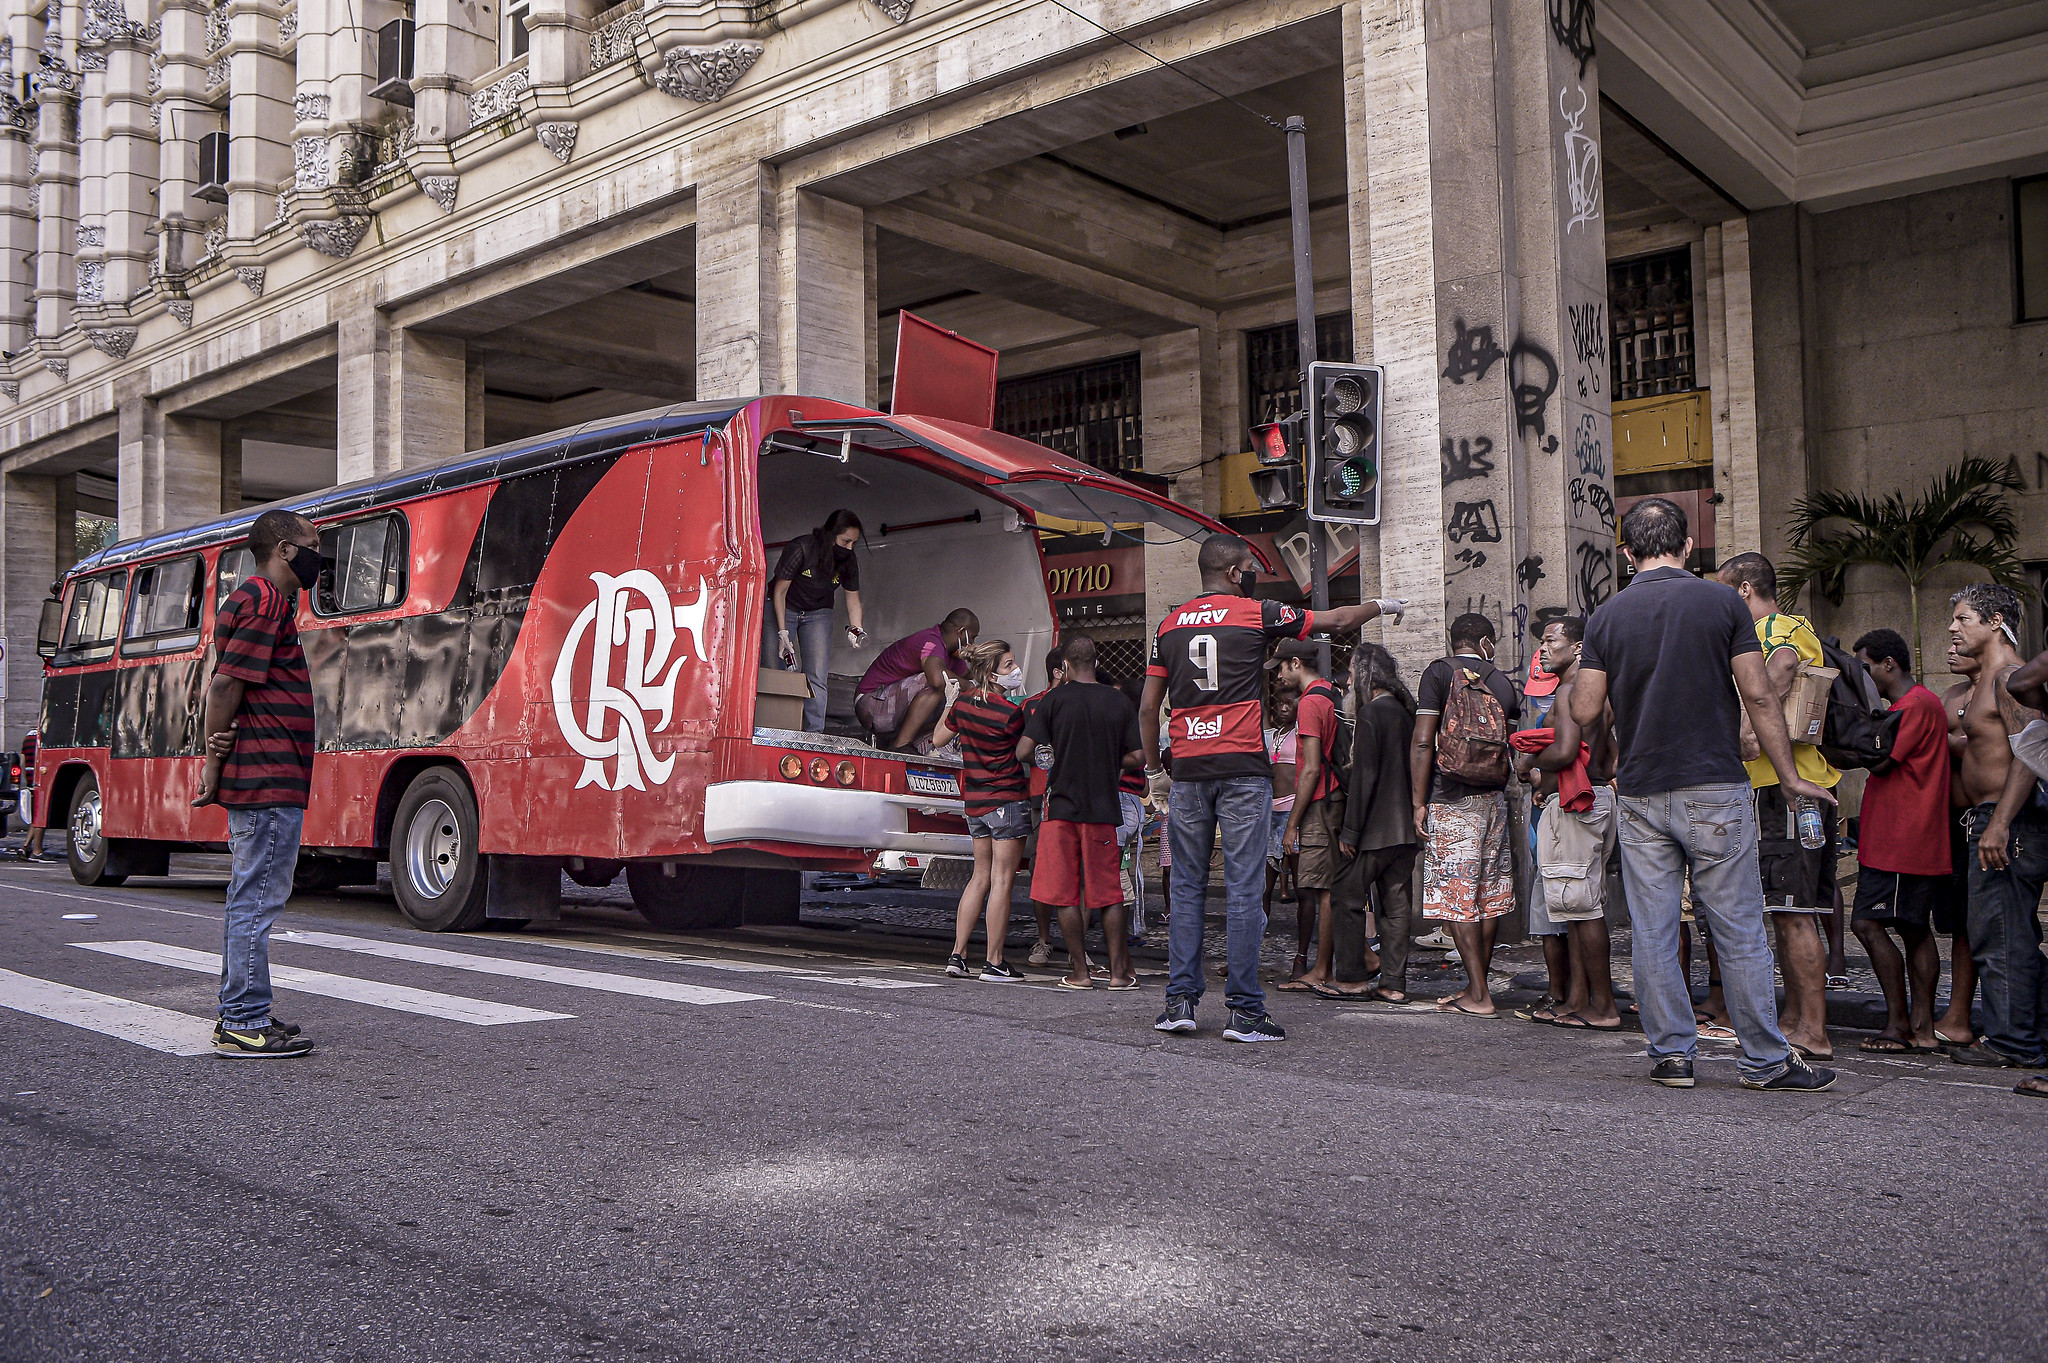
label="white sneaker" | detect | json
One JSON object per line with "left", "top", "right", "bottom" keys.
{"left": 1412, "top": 930, "right": 1455, "bottom": 952}
{"left": 1027, "top": 941, "right": 1053, "bottom": 967}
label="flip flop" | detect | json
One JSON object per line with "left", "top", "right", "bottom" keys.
{"left": 1435, "top": 997, "right": 1496, "bottom": 1018}
{"left": 1792, "top": 1043, "right": 1834, "bottom": 1062}
{"left": 1105, "top": 977, "right": 1140, "bottom": 991}
{"left": 1278, "top": 978, "right": 1317, "bottom": 993}
{"left": 1513, "top": 996, "right": 1561, "bottom": 1022}
{"left": 1554, "top": 1012, "right": 1623, "bottom": 1032}
{"left": 1305, "top": 982, "right": 1349, "bottom": 1000}
{"left": 1859, "top": 1036, "right": 1913, "bottom": 1054}
{"left": 1361, "top": 989, "right": 1410, "bottom": 1005}
{"left": 1697, "top": 1023, "right": 1738, "bottom": 1042}
{"left": 2015, "top": 1077, "right": 2048, "bottom": 1099}
{"left": 1056, "top": 978, "right": 1094, "bottom": 991}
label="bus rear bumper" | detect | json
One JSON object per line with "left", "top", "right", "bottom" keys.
{"left": 702, "top": 781, "right": 972, "bottom": 856}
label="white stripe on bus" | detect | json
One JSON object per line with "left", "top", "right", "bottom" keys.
{"left": 275, "top": 930, "right": 772, "bottom": 1005}
{"left": 0, "top": 967, "right": 216, "bottom": 1056}
{"left": 73, "top": 941, "right": 573, "bottom": 1026}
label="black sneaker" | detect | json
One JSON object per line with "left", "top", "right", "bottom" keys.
{"left": 1650, "top": 1056, "right": 1695, "bottom": 1088}
{"left": 214, "top": 1019, "right": 301, "bottom": 1042}
{"left": 979, "top": 960, "right": 1025, "bottom": 982}
{"left": 1949, "top": 1043, "right": 2043, "bottom": 1069}
{"left": 213, "top": 1023, "right": 313, "bottom": 1058}
{"left": 1742, "top": 1054, "right": 1837, "bottom": 1091}
{"left": 1154, "top": 997, "right": 1197, "bottom": 1033}
{"left": 945, "top": 953, "right": 972, "bottom": 978}
{"left": 1222, "top": 1010, "right": 1286, "bottom": 1043}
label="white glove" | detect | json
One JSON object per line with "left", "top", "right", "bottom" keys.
{"left": 846, "top": 625, "right": 866, "bottom": 648}
{"left": 1373, "top": 598, "right": 1408, "bottom": 624}
{"left": 943, "top": 675, "right": 961, "bottom": 705}
{"left": 1146, "top": 766, "right": 1172, "bottom": 807}
{"left": 777, "top": 630, "right": 797, "bottom": 666}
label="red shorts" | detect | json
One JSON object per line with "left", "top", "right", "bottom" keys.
{"left": 1032, "top": 819, "right": 1124, "bottom": 910}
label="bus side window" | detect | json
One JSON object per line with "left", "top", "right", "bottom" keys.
{"left": 123, "top": 556, "right": 204, "bottom": 654}
{"left": 215, "top": 546, "right": 256, "bottom": 611}
{"left": 57, "top": 569, "right": 127, "bottom": 664}
{"left": 315, "top": 513, "right": 408, "bottom": 616}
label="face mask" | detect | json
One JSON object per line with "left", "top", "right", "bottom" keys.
{"left": 288, "top": 544, "right": 323, "bottom": 591}
{"left": 995, "top": 667, "right": 1025, "bottom": 691}
{"left": 1235, "top": 566, "right": 1257, "bottom": 596}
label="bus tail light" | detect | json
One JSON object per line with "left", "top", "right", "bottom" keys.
{"left": 779, "top": 754, "right": 804, "bottom": 780}
{"left": 834, "top": 761, "right": 857, "bottom": 787}
{"left": 809, "top": 757, "right": 831, "bottom": 784}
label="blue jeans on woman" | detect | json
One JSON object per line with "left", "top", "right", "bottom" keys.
{"left": 761, "top": 606, "right": 835, "bottom": 732}
{"left": 1616, "top": 782, "right": 1792, "bottom": 1083}
{"left": 1167, "top": 775, "right": 1272, "bottom": 1017}
{"left": 218, "top": 806, "right": 304, "bottom": 1030}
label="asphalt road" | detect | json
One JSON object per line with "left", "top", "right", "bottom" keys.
{"left": 2, "top": 860, "right": 2043, "bottom": 1363}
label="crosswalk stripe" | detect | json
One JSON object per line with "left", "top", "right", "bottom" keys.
{"left": 276, "top": 930, "right": 772, "bottom": 1005}
{"left": 498, "top": 933, "right": 944, "bottom": 990}
{"left": 0, "top": 967, "right": 216, "bottom": 1056}
{"left": 73, "top": 941, "right": 573, "bottom": 1026}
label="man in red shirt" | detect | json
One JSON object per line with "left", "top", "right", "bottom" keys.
{"left": 1270, "top": 641, "right": 1348, "bottom": 994}
{"left": 1140, "top": 534, "right": 1403, "bottom": 1041}
{"left": 1850, "top": 628, "right": 1959, "bottom": 1053}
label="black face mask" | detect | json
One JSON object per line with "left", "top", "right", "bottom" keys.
{"left": 1235, "top": 566, "right": 1257, "bottom": 596}
{"left": 287, "top": 544, "right": 323, "bottom": 592}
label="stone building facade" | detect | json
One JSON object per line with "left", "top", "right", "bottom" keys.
{"left": 0, "top": 0, "right": 2044, "bottom": 740}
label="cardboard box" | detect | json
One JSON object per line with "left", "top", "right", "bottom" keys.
{"left": 756, "top": 667, "right": 813, "bottom": 731}
{"left": 1783, "top": 664, "right": 1836, "bottom": 745}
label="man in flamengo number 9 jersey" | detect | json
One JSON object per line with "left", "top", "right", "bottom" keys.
{"left": 1140, "top": 534, "right": 1406, "bottom": 1042}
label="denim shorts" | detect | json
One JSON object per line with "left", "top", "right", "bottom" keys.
{"left": 966, "top": 799, "right": 1032, "bottom": 842}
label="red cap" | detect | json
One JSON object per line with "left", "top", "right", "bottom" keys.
{"left": 1525, "top": 652, "right": 1559, "bottom": 698}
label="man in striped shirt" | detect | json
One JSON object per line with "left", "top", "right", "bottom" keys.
{"left": 194, "top": 509, "right": 323, "bottom": 1058}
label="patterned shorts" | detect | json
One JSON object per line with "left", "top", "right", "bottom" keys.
{"left": 1422, "top": 789, "right": 1516, "bottom": 924}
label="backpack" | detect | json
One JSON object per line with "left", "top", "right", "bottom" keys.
{"left": 1814, "top": 633, "right": 1902, "bottom": 773}
{"left": 1436, "top": 662, "right": 1512, "bottom": 785}
{"left": 1302, "top": 681, "right": 1353, "bottom": 792}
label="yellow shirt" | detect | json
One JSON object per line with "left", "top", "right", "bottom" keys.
{"left": 1745, "top": 612, "right": 1842, "bottom": 789}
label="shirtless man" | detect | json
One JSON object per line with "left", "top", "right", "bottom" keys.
{"left": 1517, "top": 616, "right": 1621, "bottom": 1029}
{"left": 1946, "top": 585, "right": 2048, "bottom": 1091}
{"left": 1937, "top": 643, "right": 1983, "bottom": 1051}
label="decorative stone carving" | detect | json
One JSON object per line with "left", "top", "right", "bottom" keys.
{"left": 870, "top": 0, "right": 913, "bottom": 19}
{"left": 82, "top": 0, "right": 149, "bottom": 46}
{"left": 45, "top": 355, "right": 67, "bottom": 380}
{"left": 87, "top": 327, "right": 136, "bottom": 359}
{"left": 332, "top": 134, "right": 366, "bottom": 186}
{"left": 372, "top": 115, "right": 416, "bottom": 176}
{"left": 147, "top": 56, "right": 162, "bottom": 95}
{"left": 33, "top": 51, "right": 80, "bottom": 99}
{"left": 78, "top": 49, "right": 106, "bottom": 72}
{"left": 0, "top": 93, "right": 26, "bottom": 134}
{"left": 466, "top": 67, "right": 529, "bottom": 125}
{"left": 293, "top": 135, "right": 328, "bottom": 190}
{"left": 419, "top": 174, "right": 458, "bottom": 212}
{"left": 590, "top": 11, "right": 645, "bottom": 71}
{"left": 205, "top": 57, "right": 229, "bottom": 89}
{"left": 274, "top": 191, "right": 289, "bottom": 223}
{"left": 204, "top": 217, "right": 227, "bottom": 258}
{"left": 75, "top": 223, "right": 104, "bottom": 249}
{"left": 76, "top": 259, "right": 104, "bottom": 304}
{"left": 301, "top": 214, "right": 371, "bottom": 258}
{"left": 536, "top": 121, "right": 576, "bottom": 162}
{"left": 293, "top": 91, "right": 329, "bottom": 123}
{"left": 148, "top": 101, "right": 161, "bottom": 127}
{"left": 650, "top": 40, "right": 761, "bottom": 103}
{"left": 278, "top": 7, "right": 297, "bottom": 42}
{"left": 0, "top": 380, "right": 17, "bottom": 401}
{"left": 167, "top": 299, "right": 193, "bottom": 326}
{"left": 205, "top": 3, "right": 231, "bottom": 55}
{"left": 234, "top": 266, "right": 265, "bottom": 296}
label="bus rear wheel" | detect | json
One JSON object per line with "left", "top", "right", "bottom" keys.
{"left": 67, "top": 773, "right": 125, "bottom": 888}
{"left": 626, "top": 862, "right": 746, "bottom": 932}
{"left": 390, "top": 768, "right": 487, "bottom": 932}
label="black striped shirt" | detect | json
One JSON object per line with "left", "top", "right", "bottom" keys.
{"left": 951, "top": 688, "right": 1027, "bottom": 817}
{"left": 215, "top": 577, "right": 315, "bottom": 808}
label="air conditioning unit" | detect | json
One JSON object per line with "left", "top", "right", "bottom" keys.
{"left": 371, "top": 18, "right": 416, "bottom": 106}
{"left": 195, "top": 131, "right": 229, "bottom": 203}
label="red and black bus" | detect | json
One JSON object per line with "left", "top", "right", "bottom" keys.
{"left": 31, "top": 393, "right": 1239, "bottom": 933}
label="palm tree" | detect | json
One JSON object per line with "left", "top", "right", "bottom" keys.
{"left": 1780, "top": 456, "right": 2028, "bottom": 672}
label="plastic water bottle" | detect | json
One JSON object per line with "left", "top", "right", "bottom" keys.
{"left": 1795, "top": 795, "right": 1825, "bottom": 850}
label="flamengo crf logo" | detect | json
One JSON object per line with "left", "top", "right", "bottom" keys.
{"left": 550, "top": 571, "right": 711, "bottom": 791}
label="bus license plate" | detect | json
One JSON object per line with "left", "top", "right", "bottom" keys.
{"left": 905, "top": 769, "right": 958, "bottom": 797}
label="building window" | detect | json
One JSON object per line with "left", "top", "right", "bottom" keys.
{"left": 1245, "top": 313, "right": 1353, "bottom": 426}
{"left": 2019, "top": 175, "right": 2048, "bottom": 323}
{"left": 994, "top": 355, "right": 1142, "bottom": 474}
{"left": 503, "top": 0, "right": 531, "bottom": 62}
{"left": 1608, "top": 249, "right": 1696, "bottom": 401}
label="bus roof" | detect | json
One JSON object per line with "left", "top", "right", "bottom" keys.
{"left": 68, "top": 399, "right": 750, "bottom": 576}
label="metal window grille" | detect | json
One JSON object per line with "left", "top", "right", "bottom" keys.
{"left": 1608, "top": 250, "right": 1696, "bottom": 400}
{"left": 1092, "top": 635, "right": 1147, "bottom": 685}
{"left": 994, "top": 355, "right": 1143, "bottom": 474}
{"left": 1245, "top": 313, "right": 1354, "bottom": 425}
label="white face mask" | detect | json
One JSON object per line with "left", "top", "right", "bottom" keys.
{"left": 995, "top": 667, "right": 1025, "bottom": 691}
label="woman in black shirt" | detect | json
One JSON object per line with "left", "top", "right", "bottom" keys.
{"left": 766, "top": 509, "right": 866, "bottom": 732}
{"left": 1337, "top": 642, "right": 1420, "bottom": 1002}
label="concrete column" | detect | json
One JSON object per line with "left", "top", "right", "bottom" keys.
{"left": 226, "top": 0, "right": 294, "bottom": 240}
{"left": 118, "top": 392, "right": 226, "bottom": 538}
{"left": 31, "top": 65, "right": 80, "bottom": 344}
{"left": 337, "top": 295, "right": 472, "bottom": 480}
{"left": 98, "top": 28, "right": 156, "bottom": 306}
{"left": 156, "top": 0, "right": 219, "bottom": 278}
{"left": 697, "top": 151, "right": 778, "bottom": 400}
{"left": 1, "top": 471, "right": 58, "bottom": 744}
{"left": 1706, "top": 218, "right": 1761, "bottom": 557}
{"left": 526, "top": 0, "right": 599, "bottom": 90}
{"left": 221, "top": 424, "right": 245, "bottom": 509}
{"left": 1140, "top": 326, "right": 1214, "bottom": 623}
{"left": 0, "top": 40, "right": 35, "bottom": 354}
{"left": 1747, "top": 206, "right": 1811, "bottom": 565}
{"left": 464, "top": 350, "right": 486, "bottom": 450}
{"left": 412, "top": 0, "right": 496, "bottom": 145}
{"left": 1339, "top": 3, "right": 1381, "bottom": 611}
{"left": 775, "top": 188, "right": 869, "bottom": 405}
{"left": 315, "top": 0, "right": 406, "bottom": 197}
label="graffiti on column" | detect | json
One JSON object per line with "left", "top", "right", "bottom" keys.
{"left": 1441, "top": 435, "right": 1496, "bottom": 485}
{"left": 1560, "top": 85, "right": 1602, "bottom": 234}
{"left": 1509, "top": 339, "right": 1560, "bottom": 453}
{"left": 1567, "top": 300, "right": 1605, "bottom": 399}
{"left": 1447, "top": 547, "right": 1488, "bottom": 580}
{"left": 1516, "top": 555, "right": 1546, "bottom": 590}
{"left": 1446, "top": 500, "right": 1503, "bottom": 545}
{"left": 1529, "top": 603, "right": 1569, "bottom": 641}
{"left": 1442, "top": 319, "right": 1506, "bottom": 385}
{"left": 1549, "top": 0, "right": 1596, "bottom": 77}
{"left": 1574, "top": 539, "right": 1615, "bottom": 609}
{"left": 1567, "top": 475, "right": 1615, "bottom": 530}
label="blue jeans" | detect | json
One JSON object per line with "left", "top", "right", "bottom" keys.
{"left": 1616, "top": 782, "right": 1791, "bottom": 1082}
{"left": 1965, "top": 803, "right": 2048, "bottom": 1066}
{"left": 1167, "top": 775, "right": 1272, "bottom": 1015}
{"left": 219, "top": 806, "right": 304, "bottom": 1029}
{"left": 761, "top": 606, "right": 834, "bottom": 732}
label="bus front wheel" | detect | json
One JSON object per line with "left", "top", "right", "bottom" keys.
{"left": 67, "top": 773, "right": 125, "bottom": 888}
{"left": 390, "top": 768, "right": 488, "bottom": 932}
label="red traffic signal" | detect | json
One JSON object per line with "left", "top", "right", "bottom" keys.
{"left": 1249, "top": 413, "right": 1305, "bottom": 467}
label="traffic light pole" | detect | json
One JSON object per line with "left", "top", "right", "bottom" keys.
{"left": 1285, "top": 115, "right": 1331, "bottom": 675}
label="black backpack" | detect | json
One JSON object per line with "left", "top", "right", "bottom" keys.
{"left": 1302, "top": 681, "right": 1355, "bottom": 792}
{"left": 1815, "top": 634, "right": 1901, "bottom": 773}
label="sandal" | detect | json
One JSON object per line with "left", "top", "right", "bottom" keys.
{"left": 1105, "top": 977, "right": 1140, "bottom": 991}
{"left": 1858, "top": 1036, "right": 1913, "bottom": 1054}
{"left": 1435, "top": 997, "right": 1496, "bottom": 1018}
{"left": 1697, "top": 1022, "right": 1738, "bottom": 1042}
{"left": 1553, "top": 1012, "right": 1623, "bottom": 1032}
{"left": 1056, "top": 978, "right": 1094, "bottom": 991}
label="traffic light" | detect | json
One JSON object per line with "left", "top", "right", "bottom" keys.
{"left": 1305, "top": 361, "right": 1383, "bottom": 525}
{"left": 1246, "top": 413, "right": 1304, "bottom": 513}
